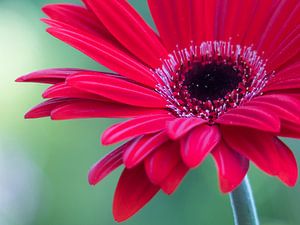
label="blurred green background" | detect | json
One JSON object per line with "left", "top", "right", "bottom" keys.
{"left": 0, "top": 0, "right": 300, "bottom": 225}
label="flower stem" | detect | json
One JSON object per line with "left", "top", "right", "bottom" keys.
{"left": 229, "top": 176, "right": 260, "bottom": 225}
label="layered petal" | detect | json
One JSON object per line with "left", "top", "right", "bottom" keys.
{"left": 16, "top": 68, "right": 86, "bottom": 84}
{"left": 42, "top": 3, "right": 119, "bottom": 42}
{"left": 113, "top": 165, "right": 160, "bottom": 222}
{"left": 280, "top": 120, "right": 300, "bottom": 139}
{"left": 46, "top": 26, "right": 158, "bottom": 87}
{"left": 43, "top": 83, "right": 109, "bottom": 100}
{"left": 272, "top": 137, "right": 298, "bottom": 186}
{"left": 222, "top": 127, "right": 278, "bottom": 176}
{"left": 166, "top": 117, "right": 206, "bottom": 140}
{"left": 217, "top": 106, "right": 280, "bottom": 132}
{"left": 222, "top": 126, "right": 298, "bottom": 186}
{"left": 66, "top": 72, "right": 167, "bottom": 108}
{"left": 248, "top": 94, "right": 300, "bottom": 123}
{"left": 88, "top": 141, "right": 133, "bottom": 185}
{"left": 50, "top": 100, "right": 169, "bottom": 120}
{"left": 180, "top": 125, "right": 221, "bottom": 168}
{"left": 84, "top": 0, "right": 167, "bottom": 67}
{"left": 123, "top": 132, "right": 169, "bottom": 168}
{"left": 24, "top": 98, "right": 76, "bottom": 119}
{"left": 102, "top": 114, "right": 174, "bottom": 145}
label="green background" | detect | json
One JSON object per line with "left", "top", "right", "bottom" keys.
{"left": 0, "top": 0, "right": 299, "bottom": 225}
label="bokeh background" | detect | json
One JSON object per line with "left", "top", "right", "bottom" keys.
{"left": 1, "top": 0, "right": 300, "bottom": 225}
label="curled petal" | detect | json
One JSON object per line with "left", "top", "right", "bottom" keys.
{"left": 181, "top": 125, "right": 221, "bottom": 168}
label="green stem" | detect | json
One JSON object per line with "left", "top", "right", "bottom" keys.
{"left": 229, "top": 176, "right": 260, "bottom": 225}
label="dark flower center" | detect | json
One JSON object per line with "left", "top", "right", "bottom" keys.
{"left": 155, "top": 41, "right": 270, "bottom": 121}
{"left": 183, "top": 62, "right": 242, "bottom": 101}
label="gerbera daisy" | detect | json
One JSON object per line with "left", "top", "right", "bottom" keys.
{"left": 17, "top": 0, "right": 300, "bottom": 222}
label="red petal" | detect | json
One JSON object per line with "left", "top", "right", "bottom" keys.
{"left": 113, "top": 165, "right": 160, "bottom": 222}
{"left": 190, "top": 0, "right": 205, "bottom": 44}
{"left": 160, "top": 162, "right": 189, "bottom": 195}
{"left": 46, "top": 27, "right": 158, "bottom": 88}
{"left": 264, "top": 77, "right": 300, "bottom": 92}
{"left": 217, "top": 106, "right": 280, "bottom": 132}
{"left": 222, "top": 127, "right": 278, "bottom": 176}
{"left": 67, "top": 72, "right": 166, "bottom": 108}
{"left": 51, "top": 100, "right": 169, "bottom": 120}
{"left": 123, "top": 132, "right": 169, "bottom": 168}
{"left": 211, "top": 141, "right": 249, "bottom": 193}
{"left": 280, "top": 120, "right": 300, "bottom": 139}
{"left": 144, "top": 141, "right": 181, "bottom": 185}
{"left": 42, "top": 3, "right": 118, "bottom": 42}
{"left": 267, "top": 62, "right": 300, "bottom": 83}
{"left": 166, "top": 117, "right": 206, "bottom": 140}
{"left": 84, "top": 0, "right": 167, "bottom": 67}
{"left": 16, "top": 68, "right": 86, "bottom": 84}
{"left": 147, "top": 0, "right": 180, "bottom": 50}
{"left": 102, "top": 114, "right": 173, "bottom": 145}
{"left": 272, "top": 137, "right": 298, "bottom": 186}
{"left": 181, "top": 125, "right": 221, "bottom": 168}
{"left": 25, "top": 98, "right": 76, "bottom": 119}
{"left": 88, "top": 141, "right": 133, "bottom": 186}
{"left": 43, "top": 83, "right": 109, "bottom": 101}
{"left": 248, "top": 94, "right": 300, "bottom": 123}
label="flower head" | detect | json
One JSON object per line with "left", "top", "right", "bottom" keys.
{"left": 17, "top": 0, "right": 300, "bottom": 222}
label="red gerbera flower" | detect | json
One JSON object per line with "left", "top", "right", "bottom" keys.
{"left": 17, "top": 0, "right": 300, "bottom": 222}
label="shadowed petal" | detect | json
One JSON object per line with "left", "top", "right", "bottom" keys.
{"left": 123, "top": 132, "right": 169, "bottom": 168}
{"left": 84, "top": 0, "right": 168, "bottom": 67}
{"left": 113, "top": 165, "right": 160, "bottom": 222}
{"left": 211, "top": 141, "right": 249, "bottom": 193}
{"left": 181, "top": 125, "right": 221, "bottom": 168}
{"left": 144, "top": 141, "right": 181, "bottom": 185}
{"left": 102, "top": 114, "right": 174, "bottom": 145}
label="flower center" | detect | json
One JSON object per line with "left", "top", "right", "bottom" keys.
{"left": 155, "top": 41, "right": 271, "bottom": 121}
{"left": 182, "top": 61, "right": 242, "bottom": 101}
